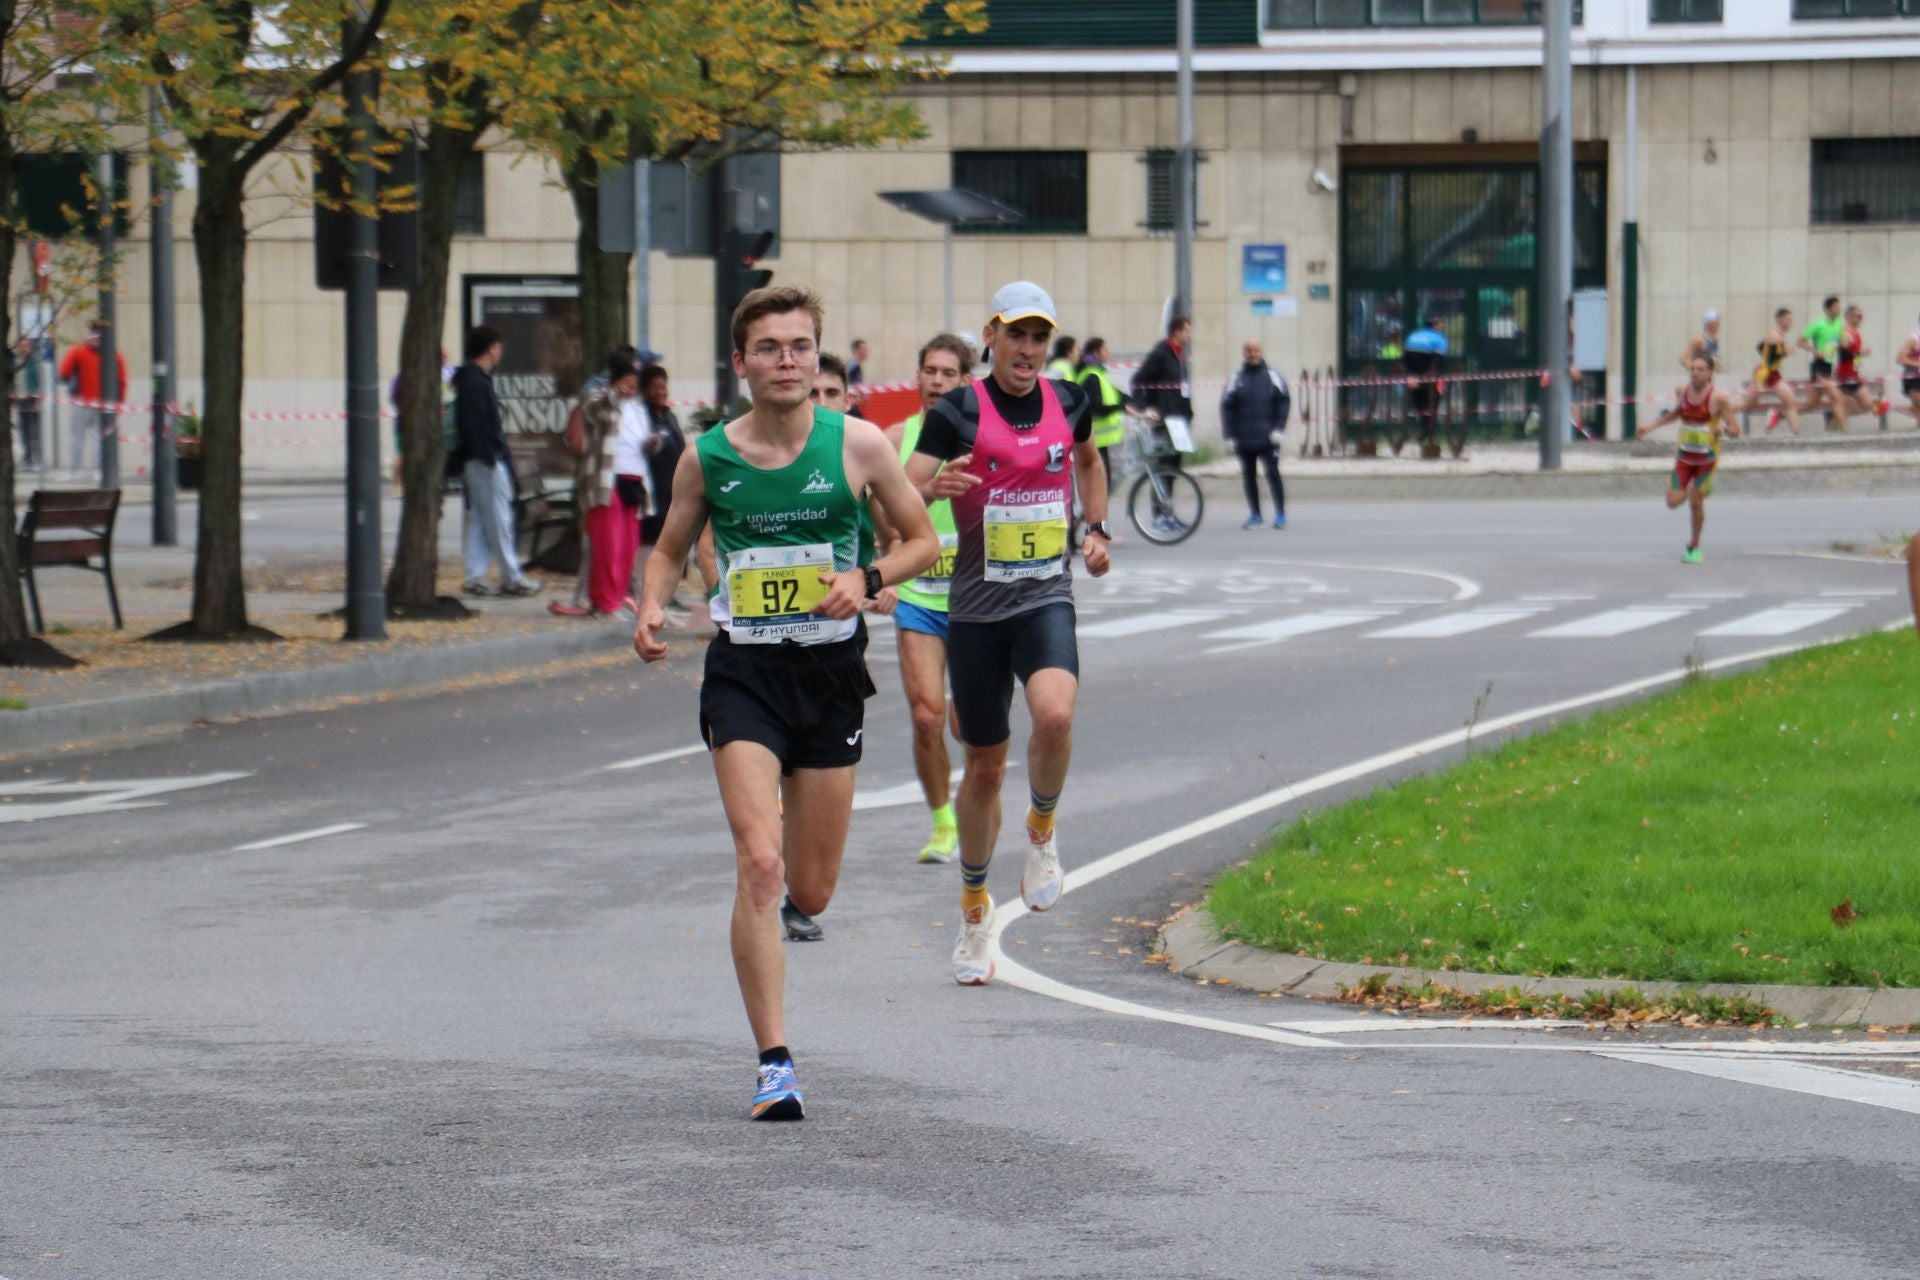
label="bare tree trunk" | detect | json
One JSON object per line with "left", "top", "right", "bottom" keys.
{"left": 563, "top": 147, "right": 630, "bottom": 380}
{"left": 0, "top": 146, "right": 77, "bottom": 667}
{"left": 385, "top": 115, "right": 476, "bottom": 614}
{"left": 162, "top": 151, "right": 269, "bottom": 640}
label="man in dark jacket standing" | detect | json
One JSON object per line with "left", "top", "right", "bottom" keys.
{"left": 453, "top": 324, "right": 539, "bottom": 596}
{"left": 1130, "top": 315, "right": 1193, "bottom": 525}
{"left": 1220, "top": 339, "right": 1290, "bottom": 529}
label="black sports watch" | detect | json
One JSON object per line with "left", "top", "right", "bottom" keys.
{"left": 863, "top": 565, "right": 885, "bottom": 599}
{"left": 1084, "top": 520, "right": 1112, "bottom": 540}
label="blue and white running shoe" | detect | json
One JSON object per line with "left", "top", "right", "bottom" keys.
{"left": 751, "top": 1060, "right": 805, "bottom": 1121}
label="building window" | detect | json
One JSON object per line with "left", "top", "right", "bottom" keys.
{"left": 952, "top": 151, "right": 1087, "bottom": 235}
{"left": 1142, "top": 149, "right": 1206, "bottom": 233}
{"left": 1810, "top": 138, "right": 1920, "bottom": 224}
{"left": 1650, "top": 0, "right": 1721, "bottom": 20}
{"left": 1267, "top": 0, "right": 1581, "bottom": 26}
{"left": 454, "top": 150, "right": 486, "bottom": 237}
{"left": 1793, "top": 0, "right": 1920, "bottom": 16}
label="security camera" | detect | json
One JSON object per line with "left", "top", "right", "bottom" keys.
{"left": 1310, "top": 169, "right": 1337, "bottom": 194}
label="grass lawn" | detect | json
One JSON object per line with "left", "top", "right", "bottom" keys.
{"left": 1207, "top": 629, "right": 1920, "bottom": 988}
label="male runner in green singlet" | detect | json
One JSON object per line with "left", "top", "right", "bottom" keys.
{"left": 634, "top": 286, "right": 938, "bottom": 1121}
{"left": 1799, "top": 295, "right": 1846, "bottom": 430}
{"left": 878, "top": 334, "right": 973, "bottom": 864}
{"left": 904, "top": 282, "right": 1112, "bottom": 985}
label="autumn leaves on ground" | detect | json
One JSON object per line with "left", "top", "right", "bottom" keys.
{"left": 1208, "top": 630, "right": 1920, "bottom": 989}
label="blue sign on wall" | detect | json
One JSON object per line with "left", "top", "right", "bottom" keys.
{"left": 1241, "top": 243, "right": 1286, "bottom": 295}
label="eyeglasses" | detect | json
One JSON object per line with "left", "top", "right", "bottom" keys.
{"left": 745, "top": 341, "right": 818, "bottom": 364}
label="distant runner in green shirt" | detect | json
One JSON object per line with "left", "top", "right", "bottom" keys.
{"left": 1798, "top": 294, "right": 1846, "bottom": 430}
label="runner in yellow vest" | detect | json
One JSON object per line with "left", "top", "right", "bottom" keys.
{"left": 878, "top": 333, "right": 974, "bottom": 862}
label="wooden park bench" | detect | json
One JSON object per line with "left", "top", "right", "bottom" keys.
{"left": 17, "top": 488, "right": 123, "bottom": 632}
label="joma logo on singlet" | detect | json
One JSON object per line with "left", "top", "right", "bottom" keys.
{"left": 801, "top": 468, "right": 834, "bottom": 495}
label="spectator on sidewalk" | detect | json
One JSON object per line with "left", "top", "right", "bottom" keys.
{"left": 638, "top": 364, "right": 685, "bottom": 548}
{"left": 58, "top": 327, "right": 126, "bottom": 479}
{"left": 13, "top": 336, "right": 44, "bottom": 469}
{"left": 1131, "top": 314, "right": 1193, "bottom": 443}
{"left": 557, "top": 351, "right": 640, "bottom": 615}
{"left": 452, "top": 324, "right": 539, "bottom": 598}
{"left": 847, "top": 338, "right": 869, "bottom": 389}
{"left": 1075, "top": 337, "right": 1126, "bottom": 490}
{"left": 1220, "top": 339, "right": 1291, "bottom": 530}
{"left": 1045, "top": 335, "right": 1078, "bottom": 381}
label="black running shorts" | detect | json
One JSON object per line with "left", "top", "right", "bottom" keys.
{"left": 1905, "top": 376, "right": 1920, "bottom": 398}
{"left": 947, "top": 602, "right": 1080, "bottom": 748}
{"left": 1811, "top": 358, "right": 1834, "bottom": 381}
{"left": 699, "top": 625, "right": 876, "bottom": 774}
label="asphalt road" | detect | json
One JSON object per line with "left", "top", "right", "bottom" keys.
{"left": 5, "top": 490, "right": 1919, "bottom": 1279}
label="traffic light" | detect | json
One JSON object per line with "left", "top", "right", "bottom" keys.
{"left": 735, "top": 228, "right": 775, "bottom": 298}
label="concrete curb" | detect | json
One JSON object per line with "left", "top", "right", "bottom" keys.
{"left": 3, "top": 618, "right": 636, "bottom": 758}
{"left": 1160, "top": 910, "right": 1920, "bottom": 1029}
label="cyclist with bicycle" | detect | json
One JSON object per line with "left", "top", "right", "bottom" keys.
{"left": 904, "top": 281, "right": 1112, "bottom": 985}
{"left": 1130, "top": 315, "right": 1193, "bottom": 533}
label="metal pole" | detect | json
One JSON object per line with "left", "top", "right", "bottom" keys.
{"left": 148, "top": 89, "right": 178, "bottom": 545}
{"left": 1172, "top": 0, "right": 1195, "bottom": 319}
{"left": 97, "top": 145, "right": 119, "bottom": 489}
{"left": 943, "top": 223, "right": 955, "bottom": 334}
{"left": 1539, "top": 0, "right": 1573, "bottom": 472}
{"left": 342, "top": 14, "right": 386, "bottom": 638}
{"left": 632, "top": 158, "right": 651, "bottom": 354}
{"left": 1621, "top": 63, "right": 1639, "bottom": 443}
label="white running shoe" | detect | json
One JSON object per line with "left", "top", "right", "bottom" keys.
{"left": 1022, "top": 828, "right": 1064, "bottom": 913}
{"left": 952, "top": 896, "right": 994, "bottom": 986}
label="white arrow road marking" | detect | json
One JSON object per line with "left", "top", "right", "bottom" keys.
{"left": 0, "top": 772, "right": 252, "bottom": 825}
{"left": 1595, "top": 1052, "right": 1920, "bottom": 1116}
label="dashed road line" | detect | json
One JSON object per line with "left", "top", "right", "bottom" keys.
{"left": 604, "top": 744, "right": 707, "bottom": 772}
{"left": 233, "top": 822, "right": 366, "bottom": 852}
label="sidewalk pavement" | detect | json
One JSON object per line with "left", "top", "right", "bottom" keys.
{"left": 0, "top": 529, "right": 677, "bottom": 759}
{"left": 1160, "top": 909, "right": 1920, "bottom": 1030}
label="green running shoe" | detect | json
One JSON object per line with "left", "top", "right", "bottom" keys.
{"left": 916, "top": 824, "right": 959, "bottom": 864}
{"left": 1682, "top": 546, "right": 1703, "bottom": 564}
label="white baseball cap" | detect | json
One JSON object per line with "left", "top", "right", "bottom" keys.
{"left": 989, "top": 281, "right": 1057, "bottom": 327}
{"left": 1703, "top": 308, "right": 1720, "bottom": 323}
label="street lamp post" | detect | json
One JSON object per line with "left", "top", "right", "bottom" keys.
{"left": 1538, "top": 0, "right": 1573, "bottom": 472}
{"left": 342, "top": 11, "right": 386, "bottom": 638}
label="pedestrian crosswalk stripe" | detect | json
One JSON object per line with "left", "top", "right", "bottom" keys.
{"left": 1530, "top": 604, "right": 1705, "bottom": 639}
{"left": 1366, "top": 605, "right": 1552, "bottom": 640}
{"left": 1202, "top": 609, "right": 1398, "bottom": 645}
{"left": 1078, "top": 611, "right": 1232, "bottom": 639}
{"left": 1698, "top": 602, "right": 1859, "bottom": 638}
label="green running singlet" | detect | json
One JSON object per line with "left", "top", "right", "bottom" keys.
{"left": 699, "top": 406, "right": 862, "bottom": 646}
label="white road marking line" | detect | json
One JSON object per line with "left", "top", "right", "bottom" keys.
{"left": 1078, "top": 611, "right": 1231, "bottom": 639}
{"left": 853, "top": 769, "right": 962, "bottom": 812}
{"left": 233, "top": 822, "right": 365, "bottom": 852}
{"left": 1668, "top": 590, "right": 1747, "bottom": 600}
{"left": 604, "top": 744, "right": 707, "bottom": 772}
{"left": 1371, "top": 597, "right": 1451, "bottom": 606}
{"left": 1518, "top": 593, "right": 1596, "bottom": 602}
{"left": 1242, "top": 559, "right": 1480, "bottom": 602}
{"left": 1595, "top": 1052, "right": 1920, "bottom": 1117}
{"left": 1366, "top": 605, "right": 1551, "bottom": 639}
{"left": 987, "top": 638, "right": 1920, "bottom": 1105}
{"left": 1818, "top": 588, "right": 1898, "bottom": 598}
{"left": 1270, "top": 1018, "right": 1586, "bottom": 1035}
{"left": 1698, "top": 603, "right": 1858, "bottom": 637}
{"left": 1201, "top": 609, "right": 1399, "bottom": 654}
{"left": 1530, "top": 604, "right": 1704, "bottom": 638}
